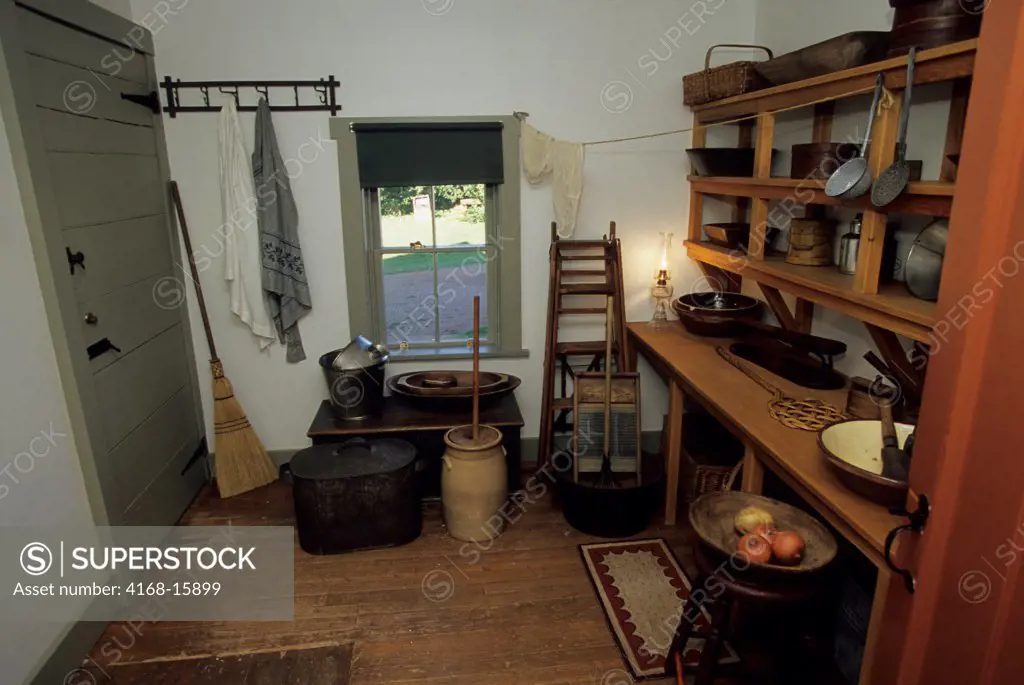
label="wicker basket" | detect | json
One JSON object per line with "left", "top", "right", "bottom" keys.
{"left": 691, "top": 461, "right": 743, "bottom": 500}
{"left": 684, "top": 44, "right": 774, "bottom": 107}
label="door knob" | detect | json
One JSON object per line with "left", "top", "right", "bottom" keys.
{"left": 84, "top": 312, "right": 98, "bottom": 325}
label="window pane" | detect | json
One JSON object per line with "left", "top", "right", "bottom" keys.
{"left": 382, "top": 252, "right": 437, "bottom": 346}
{"left": 379, "top": 186, "right": 434, "bottom": 248}
{"left": 434, "top": 184, "right": 486, "bottom": 247}
{"left": 438, "top": 250, "right": 489, "bottom": 342}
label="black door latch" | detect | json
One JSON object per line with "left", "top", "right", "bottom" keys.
{"left": 885, "top": 494, "right": 931, "bottom": 594}
{"left": 87, "top": 338, "right": 121, "bottom": 360}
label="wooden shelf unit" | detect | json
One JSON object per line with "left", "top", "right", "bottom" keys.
{"left": 689, "top": 176, "right": 955, "bottom": 217}
{"left": 689, "top": 39, "right": 977, "bottom": 123}
{"left": 686, "top": 39, "right": 975, "bottom": 340}
{"left": 685, "top": 240, "right": 937, "bottom": 343}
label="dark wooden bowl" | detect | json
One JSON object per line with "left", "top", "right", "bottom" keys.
{"left": 703, "top": 222, "right": 781, "bottom": 250}
{"left": 686, "top": 148, "right": 778, "bottom": 177}
{"left": 755, "top": 31, "right": 890, "bottom": 86}
{"left": 704, "top": 222, "right": 752, "bottom": 249}
{"left": 791, "top": 142, "right": 861, "bottom": 180}
{"left": 675, "top": 291, "right": 762, "bottom": 313}
{"left": 672, "top": 292, "right": 765, "bottom": 337}
{"left": 690, "top": 491, "right": 838, "bottom": 575}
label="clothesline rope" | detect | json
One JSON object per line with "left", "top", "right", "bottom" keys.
{"left": 513, "top": 83, "right": 893, "bottom": 238}
{"left": 534, "top": 83, "right": 892, "bottom": 146}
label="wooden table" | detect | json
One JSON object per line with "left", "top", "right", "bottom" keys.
{"left": 626, "top": 322, "right": 902, "bottom": 684}
{"left": 307, "top": 395, "right": 524, "bottom": 498}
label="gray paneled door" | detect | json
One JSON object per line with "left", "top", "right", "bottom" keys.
{"left": 15, "top": 5, "right": 206, "bottom": 525}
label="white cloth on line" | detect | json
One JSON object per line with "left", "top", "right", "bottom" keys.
{"left": 521, "top": 123, "right": 585, "bottom": 239}
{"left": 217, "top": 99, "right": 276, "bottom": 349}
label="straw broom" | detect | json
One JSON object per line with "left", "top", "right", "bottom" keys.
{"left": 171, "top": 181, "right": 278, "bottom": 498}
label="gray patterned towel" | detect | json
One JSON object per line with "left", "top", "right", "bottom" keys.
{"left": 253, "top": 98, "right": 311, "bottom": 362}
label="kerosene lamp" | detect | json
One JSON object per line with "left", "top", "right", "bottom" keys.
{"left": 650, "top": 232, "right": 674, "bottom": 327}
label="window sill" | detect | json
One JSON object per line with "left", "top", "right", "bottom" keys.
{"left": 386, "top": 346, "right": 530, "bottom": 363}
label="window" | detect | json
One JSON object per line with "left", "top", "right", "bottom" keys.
{"left": 331, "top": 116, "right": 524, "bottom": 359}
{"left": 370, "top": 184, "right": 495, "bottom": 348}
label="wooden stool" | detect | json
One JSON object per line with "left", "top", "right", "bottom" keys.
{"left": 668, "top": 544, "right": 825, "bottom": 685}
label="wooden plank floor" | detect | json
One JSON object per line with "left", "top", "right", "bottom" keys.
{"left": 78, "top": 644, "right": 352, "bottom": 684}
{"left": 81, "top": 482, "right": 836, "bottom": 684}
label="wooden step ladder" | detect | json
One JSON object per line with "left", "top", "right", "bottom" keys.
{"left": 538, "top": 221, "right": 628, "bottom": 471}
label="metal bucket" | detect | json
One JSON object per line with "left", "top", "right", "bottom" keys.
{"left": 319, "top": 350, "right": 386, "bottom": 420}
{"left": 556, "top": 450, "right": 665, "bottom": 538}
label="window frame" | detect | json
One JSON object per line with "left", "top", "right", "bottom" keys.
{"left": 331, "top": 115, "right": 525, "bottom": 361}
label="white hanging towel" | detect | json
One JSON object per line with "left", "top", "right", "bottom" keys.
{"left": 522, "top": 123, "right": 585, "bottom": 238}
{"left": 218, "top": 100, "right": 276, "bottom": 349}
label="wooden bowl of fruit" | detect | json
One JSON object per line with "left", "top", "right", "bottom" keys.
{"left": 689, "top": 491, "right": 837, "bottom": 574}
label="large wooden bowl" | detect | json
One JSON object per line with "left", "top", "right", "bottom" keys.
{"left": 386, "top": 372, "right": 521, "bottom": 411}
{"left": 392, "top": 370, "right": 509, "bottom": 397}
{"left": 818, "top": 419, "right": 914, "bottom": 506}
{"left": 672, "top": 292, "right": 765, "bottom": 338}
{"left": 689, "top": 491, "right": 838, "bottom": 575}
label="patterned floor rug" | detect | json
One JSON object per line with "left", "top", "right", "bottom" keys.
{"left": 581, "top": 538, "right": 739, "bottom": 680}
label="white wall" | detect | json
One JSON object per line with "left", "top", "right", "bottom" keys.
{"left": 755, "top": 1, "right": 894, "bottom": 54}
{"left": 0, "top": 89, "right": 97, "bottom": 685}
{"left": 136, "top": 0, "right": 760, "bottom": 450}
{"left": 753, "top": 0, "right": 949, "bottom": 381}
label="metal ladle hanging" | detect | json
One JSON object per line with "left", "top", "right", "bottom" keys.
{"left": 825, "top": 74, "right": 886, "bottom": 200}
{"left": 872, "top": 47, "right": 918, "bottom": 208}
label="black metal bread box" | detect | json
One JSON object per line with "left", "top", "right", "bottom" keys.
{"left": 290, "top": 438, "right": 422, "bottom": 554}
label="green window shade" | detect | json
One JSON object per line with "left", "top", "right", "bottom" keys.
{"left": 352, "top": 122, "right": 504, "bottom": 188}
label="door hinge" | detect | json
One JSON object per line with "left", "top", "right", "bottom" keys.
{"left": 180, "top": 437, "right": 209, "bottom": 475}
{"left": 121, "top": 90, "right": 161, "bottom": 114}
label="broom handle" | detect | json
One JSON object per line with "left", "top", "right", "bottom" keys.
{"left": 170, "top": 181, "right": 219, "bottom": 362}
{"left": 472, "top": 295, "right": 480, "bottom": 441}
{"left": 604, "top": 296, "right": 613, "bottom": 457}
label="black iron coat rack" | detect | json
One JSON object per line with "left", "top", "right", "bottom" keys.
{"left": 153, "top": 76, "right": 340, "bottom": 117}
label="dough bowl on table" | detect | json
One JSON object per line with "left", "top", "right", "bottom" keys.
{"left": 393, "top": 370, "right": 509, "bottom": 396}
{"left": 817, "top": 419, "right": 914, "bottom": 506}
{"left": 386, "top": 372, "right": 522, "bottom": 411}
